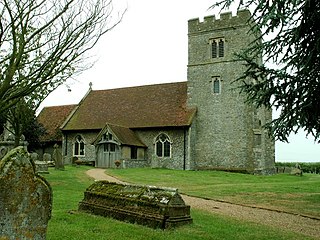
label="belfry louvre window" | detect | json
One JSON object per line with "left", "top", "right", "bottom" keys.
{"left": 74, "top": 135, "right": 85, "bottom": 156}
{"left": 155, "top": 133, "right": 171, "bottom": 158}
{"left": 212, "top": 76, "right": 221, "bottom": 94}
{"left": 218, "top": 39, "right": 224, "bottom": 57}
{"left": 211, "top": 38, "right": 225, "bottom": 58}
{"left": 211, "top": 41, "right": 217, "bottom": 58}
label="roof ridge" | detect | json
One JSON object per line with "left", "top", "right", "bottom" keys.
{"left": 43, "top": 104, "right": 77, "bottom": 109}
{"left": 106, "top": 122, "right": 129, "bottom": 129}
{"left": 91, "top": 81, "right": 187, "bottom": 93}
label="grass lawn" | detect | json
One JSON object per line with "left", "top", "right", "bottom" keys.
{"left": 44, "top": 166, "right": 316, "bottom": 240}
{"left": 105, "top": 168, "right": 320, "bottom": 218}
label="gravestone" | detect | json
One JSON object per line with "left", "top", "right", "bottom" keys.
{"left": 79, "top": 181, "right": 192, "bottom": 229}
{"left": 53, "top": 144, "right": 64, "bottom": 170}
{"left": 290, "top": 164, "right": 303, "bottom": 176}
{"left": 0, "top": 147, "right": 52, "bottom": 239}
{"left": 30, "top": 152, "right": 39, "bottom": 162}
{"left": 0, "top": 121, "right": 29, "bottom": 160}
{"left": 35, "top": 160, "right": 49, "bottom": 174}
{"left": 43, "top": 153, "right": 51, "bottom": 162}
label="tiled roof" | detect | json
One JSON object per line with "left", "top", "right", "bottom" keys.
{"left": 62, "top": 82, "right": 196, "bottom": 131}
{"left": 37, "top": 104, "right": 76, "bottom": 142}
{"left": 93, "top": 123, "right": 146, "bottom": 147}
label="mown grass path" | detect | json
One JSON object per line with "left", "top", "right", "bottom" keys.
{"left": 86, "top": 168, "right": 320, "bottom": 239}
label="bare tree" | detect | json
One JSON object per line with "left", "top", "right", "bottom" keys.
{"left": 0, "top": 0, "right": 124, "bottom": 113}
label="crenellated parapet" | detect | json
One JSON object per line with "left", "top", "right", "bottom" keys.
{"left": 188, "top": 9, "right": 251, "bottom": 34}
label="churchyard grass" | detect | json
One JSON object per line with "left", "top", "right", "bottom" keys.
{"left": 44, "top": 166, "right": 315, "bottom": 240}
{"left": 106, "top": 168, "right": 320, "bottom": 218}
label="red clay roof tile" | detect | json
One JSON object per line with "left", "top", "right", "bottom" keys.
{"left": 62, "top": 82, "right": 195, "bottom": 131}
{"left": 38, "top": 104, "right": 76, "bottom": 142}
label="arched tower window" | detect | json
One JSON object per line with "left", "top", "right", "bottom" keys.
{"left": 211, "top": 41, "right": 217, "bottom": 58}
{"left": 74, "top": 135, "right": 85, "bottom": 156}
{"left": 210, "top": 38, "right": 225, "bottom": 59}
{"left": 212, "top": 76, "right": 221, "bottom": 94}
{"left": 155, "top": 133, "right": 172, "bottom": 158}
{"left": 218, "top": 39, "right": 224, "bottom": 57}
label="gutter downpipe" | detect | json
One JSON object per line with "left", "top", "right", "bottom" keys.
{"left": 183, "top": 127, "right": 186, "bottom": 170}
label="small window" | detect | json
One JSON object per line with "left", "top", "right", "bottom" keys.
{"left": 108, "top": 133, "right": 113, "bottom": 140}
{"left": 255, "top": 134, "right": 262, "bottom": 146}
{"left": 211, "top": 41, "right": 217, "bottom": 58}
{"left": 131, "top": 146, "right": 138, "bottom": 159}
{"left": 210, "top": 38, "right": 225, "bottom": 59}
{"left": 74, "top": 135, "right": 85, "bottom": 156}
{"left": 218, "top": 39, "right": 224, "bottom": 57}
{"left": 103, "top": 131, "right": 113, "bottom": 141}
{"left": 155, "top": 133, "right": 172, "bottom": 158}
{"left": 212, "top": 76, "right": 221, "bottom": 94}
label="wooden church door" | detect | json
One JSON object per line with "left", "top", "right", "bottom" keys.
{"left": 100, "top": 142, "right": 120, "bottom": 168}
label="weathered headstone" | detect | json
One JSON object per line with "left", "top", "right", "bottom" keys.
{"left": 30, "top": 152, "right": 39, "bottom": 162}
{"left": 0, "top": 147, "right": 52, "bottom": 239}
{"left": 79, "top": 181, "right": 193, "bottom": 229}
{"left": 0, "top": 121, "right": 29, "bottom": 159}
{"left": 35, "top": 160, "right": 49, "bottom": 174}
{"left": 43, "top": 153, "right": 51, "bottom": 162}
{"left": 53, "top": 144, "right": 64, "bottom": 170}
{"left": 0, "top": 146, "right": 8, "bottom": 159}
{"left": 291, "top": 163, "right": 303, "bottom": 176}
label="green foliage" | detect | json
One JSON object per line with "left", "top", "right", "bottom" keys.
{"left": 276, "top": 162, "right": 320, "bottom": 174}
{"left": 213, "top": 0, "right": 320, "bottom": 142}
{"left": 23, "top": 118, "right": 46, "bottom": 152}
{"left": 44, "top": 166, "right": 311, "bottom": 240}
{"left": 4, "top": 99, "right": 46, "bottom": 148}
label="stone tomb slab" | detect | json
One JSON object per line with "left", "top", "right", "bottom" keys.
{"left": 78, "top": 181, "right": 192, "bottom": 229}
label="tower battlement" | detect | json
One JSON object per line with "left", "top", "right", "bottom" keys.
{"left": 188, "top": 9, "right": 251, "bottom": 34}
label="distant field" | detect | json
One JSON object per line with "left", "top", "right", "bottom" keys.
{"left": 106, "top": 168, "right": 320, "bottom": 218}
{"left": 45, "top": 166, "right": 316, "bottom": 240}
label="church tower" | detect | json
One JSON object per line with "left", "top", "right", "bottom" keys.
{"left": 187, "top": 10, "right": 275, "bottom": 173}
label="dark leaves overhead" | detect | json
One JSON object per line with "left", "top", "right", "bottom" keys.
{"left": 212, "top": 0, "right": 320, "bottom": 142}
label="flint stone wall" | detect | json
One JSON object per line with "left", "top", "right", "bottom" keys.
{"left": 79, "top": 181, "right": 192, "bottom": 229}
{"left": 0, "top": 147, "right": 52, "bottom": 239}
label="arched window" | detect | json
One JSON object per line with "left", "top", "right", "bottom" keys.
{"left": 74, "top": 135, "right": 85, "bottom": 156}
{"left": 212, "top": 76, "right": 221, "bottom": 94}
{"left": 211, "top": 41, "right": 217, "bottom": 58}
{"left": 210, "top": 38, "right": 225, "bottom": 59}
{"left": 155, "top": 133, "right": 171, "bottom": 158}
{"left": 218, "top": 39, "right": 224, "bottom": 57}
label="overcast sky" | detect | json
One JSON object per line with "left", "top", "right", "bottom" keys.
{"left": 41, "top": 0, "right": 320, "bottom": 163}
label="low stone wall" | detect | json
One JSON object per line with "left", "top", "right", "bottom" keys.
{"left": 122, "top": 159, "right": 148, "bottom": 168}
{"left": 78, "top": 181, "right": 192, "bottom": 229}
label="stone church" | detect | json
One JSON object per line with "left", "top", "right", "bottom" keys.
{"left": 39, "top": 10, "right": 275, "bottom": 173}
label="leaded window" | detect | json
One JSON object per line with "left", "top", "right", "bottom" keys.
{"left": 218, "top": 39, "right": 224, "bottom": 57}
{"left": 155, "top": 133, "right": 171, "bottom": 158}
{"left": 211, "top": 38, "right": 225, "bottom": 59}
{"left": 212, "top": 76, "right": 221, "bottom": 94}
{"left": 211, "top": 41, "right": 217, "bottom": 58}
{"left": 74, "top": 135, "right": 85, "bottom": 156}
